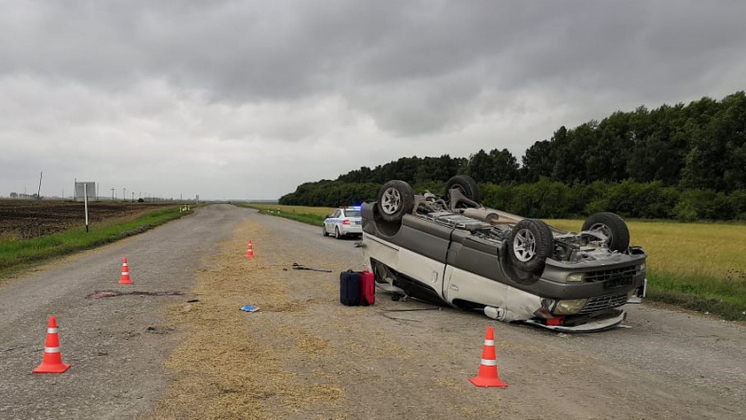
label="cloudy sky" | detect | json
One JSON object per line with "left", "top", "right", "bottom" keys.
{"left": 1, "top": 0, "right": 744, "bottom": 200}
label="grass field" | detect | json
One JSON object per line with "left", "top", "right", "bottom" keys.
{"left": 242, "top": 204, "right": 335, "bottom": 226}
{"left": 0, "top": 205, "right": 191, "bottom": 281}
{"left": 247, "top": 203, "right": 746, "bottom": 321}
{"left": 0, "top": 199, "right": 175, "bottom": 240}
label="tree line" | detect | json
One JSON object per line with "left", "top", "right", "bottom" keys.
{"left": 280, "top": 91, "right": 746, "bottom": 221}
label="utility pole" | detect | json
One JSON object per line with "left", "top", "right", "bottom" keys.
{"left": 111, "top": 188, "right": 115, "bottom": 201}
{"left": 37, "top": 172, "right": 43, "bottom": 199}
{"left": 123, "top": 188, "right": 126, "bottom": 202}
{"left": 84, "top": 183, "right": 90, "bottom": 233}
{"left": 132, "top": 192, "right": 134, "bottom": 202}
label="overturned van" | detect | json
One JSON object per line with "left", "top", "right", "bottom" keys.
{"left": 361, "top": 176, "right": 647, "bottom": 333}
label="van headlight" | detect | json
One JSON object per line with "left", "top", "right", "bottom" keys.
{"left": 566, "top": 273, "right": 584, "bottom": 282}
{"left": 554, "top": 299, "right": 588, "bottom": 315}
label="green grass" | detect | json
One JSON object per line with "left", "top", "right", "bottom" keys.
{"left": 243, "top": 204, "right": 746, "bottom": 322}
{"left": 644, "top": 271, "right": 746, "bottom": 320}
{"left": 0, "top": 206, "right": 190, "bottom": 281}
{"left": 240, "top": 204, "right": 334, "bottom": 226}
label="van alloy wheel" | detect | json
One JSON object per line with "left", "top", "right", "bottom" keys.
{"left": 381, "top": 187, "right": 402, "bottom": 215}
{"left": 376, "top": 180, "right": 415, "bottom": 223}
{"left": 512, "top": 228, "right": 537, "bottom": 262}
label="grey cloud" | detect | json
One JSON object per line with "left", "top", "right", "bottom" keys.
{"left": 5, "top": 1, "right": 746, "bottom": 103}
{"left": 2, "top": 1, "right": 746, "bottom": 198}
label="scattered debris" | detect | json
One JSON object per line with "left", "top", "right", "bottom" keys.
{"left": 382, "top": 313, "right": 422, "bottom": 323}
{"left": 380, "top": 307, "right": 441, "bottom": 324}
{"left": 291, "top": 262, "right": 332, "bottom": 273}
{"left": 240, "top": 305, "right": 261, "bottom": 313}
{"left": 86, "top": 290, "right": 183, "bottom": 299}
{"left": 146, "top": 326, "right": 174, "bottom": 334}
{"left": 88, "top": 291, "right": 119, "bottom": 299}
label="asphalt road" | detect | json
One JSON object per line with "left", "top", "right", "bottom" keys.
{"left": 1, "top": 204, "right": 745, "bottom": 419}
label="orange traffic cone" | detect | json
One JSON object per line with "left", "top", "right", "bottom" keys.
{"left": 245, "top": 241, "right": 255, "bottom": 258}
{"left": 469, "top": 326, "right": 507, "bottom": 388}
{"left": 119, "top": 257, "right": 133, "bottom": 284}
{"left": 33, "top": 316, "right": 71, "bottom": 374}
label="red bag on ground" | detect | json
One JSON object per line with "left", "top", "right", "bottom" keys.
{"left": 360, "top": 270, "right": 375, "bottom": 306}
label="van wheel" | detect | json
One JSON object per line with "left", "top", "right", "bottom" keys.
{"left": 581, "top": 212, "right": 630, "bottom": 252}
{"left": 508, "top": 219, "right": 553, "bottom": 274}
{"left": 377, "top": 180, "right": 415, "bottom": 223}
{"left": 445, "top": 175, "right": 480, "bottom": 203}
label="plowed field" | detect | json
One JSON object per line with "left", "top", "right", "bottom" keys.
{"left": 0, "top": 199, "right": 171, "bottom": 239}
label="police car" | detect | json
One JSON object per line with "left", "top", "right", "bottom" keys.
{"left": 322, "top": 206, "right": 363, "bottom": 238}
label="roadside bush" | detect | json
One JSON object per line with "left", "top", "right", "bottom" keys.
{"left": 602, "top": 180, "right": 640, "bottom": 217}
{"left": 480, "top": 184, "right": 514, "bottom": 210}
{"left": 571, "top": 181, "right": 606, "bottom": 216}
{"left": 279, "top": 181, "right": 379, "bottom": 207}
{"left": 583, "top": 181, "right": 679, "bottom": 219}
{"left": 643, "top": 184, "right": 680, "bottom": 219}
{"left": 413, "top": 180, "right": 445, "bottom": 195}
{"left": 532, "top": 179, "right": 573, "bottom": 218}
{"left": 507, "top": 179, "right": 572, "bottom": 218}
{"left": 674, "top": 189, "right": 719, "bottom": 221}
{"left": 729, "top": 190, "right": 746, "bottom": 220}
